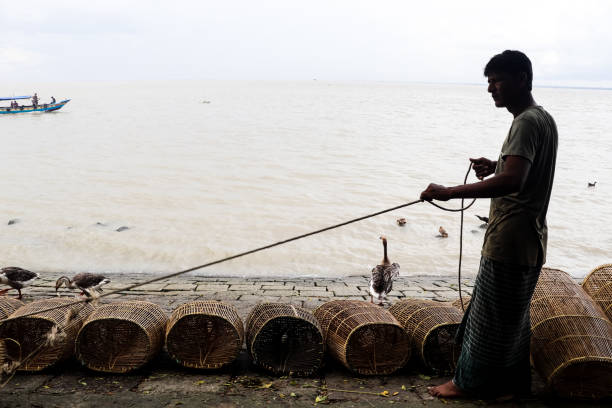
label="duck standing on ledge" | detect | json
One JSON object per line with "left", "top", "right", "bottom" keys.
{"left": 369, "top": 236, "right": 400, "bottom": 305}
{"left": 55, "top": 273, "right": 110, "bottom": 297}
{"left": 0, "top": 267, "right": 40, "bottom": 299}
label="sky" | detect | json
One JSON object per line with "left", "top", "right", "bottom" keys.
{"left": 1, "top": 0, "right": 612, "bottom": 86}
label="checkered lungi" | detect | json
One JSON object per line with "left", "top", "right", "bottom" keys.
{"left": 453, "top": 256, "right": 541, "bottom": 397}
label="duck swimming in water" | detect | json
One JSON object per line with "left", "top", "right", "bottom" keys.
{"left": 55, "top": 273, "right": 110, "bottom": 297}
{"left": 438, "top": 226, "right": 448, "bottom": 238}
{"left": 369, "top": 236, "right": 400, "bottom": 306}
{"left": 475, "top": 215, "right": 489, "bottom": 229}
{"left": 0, "top": 267, "right": 40, "bottom": 299}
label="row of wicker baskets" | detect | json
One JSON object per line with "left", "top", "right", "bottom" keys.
{"left": 0, "top": 296, "right": 463, "bottom": 376}
{"left": 1, "top": 264, "right": 611, "bottom": 400}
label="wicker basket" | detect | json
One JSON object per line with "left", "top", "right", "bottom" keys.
{"left": 530, "top": 267, "right": 612, "bottom": 400}
{"left": 389, "top": 299, "right": 463, "bottom": 374}
{"left": 582, "top": 264, "right": 612, "bottom": 321}
{"left": 0, "top": 298, "right": 24, "bottom": 320}
{"left": 166, "top": 301, "right": 244, "bottom": 369}
{"left": 0, "top": 298, "right": 24, "bottom": 367}
{"left": 313, "top": 300, "right": 410, "bottom": 375}
{"left": 245, "top": 303, "right": 324, "bottom": 376}
{"left": 0, "top": 298, "right": 94, "bottom": 371}
{"left": 75, "top": 301, "right": 168, "bottom": 373}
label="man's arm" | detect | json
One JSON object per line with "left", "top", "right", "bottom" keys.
{"left": 420, "top": 156, "right": 531, "bottom": 201}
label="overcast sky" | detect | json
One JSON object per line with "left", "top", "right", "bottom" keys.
{"left": 1, "top": 0, "right": 611, "bottom": 86}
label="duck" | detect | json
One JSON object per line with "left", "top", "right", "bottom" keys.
{"left": 369, "top": 236, "right": 400, "bottom": 305}
{"left": 475, "top": 215, "right": 489, "bottom": 229}
{"left": 397, "top": 217, "right": 407, "bottom": 226}
{"left": 0, "top": 267, "right": 40, "bottom": 299}
{"left": 438, "top": 226, "right": 448, "bottom": 238}
{"left": 475, "top": 215, "right": 489, "bottom": 223}
{"left": 55, "top": 273, "right": 110, "bottom": 297}
{"left": 588, "top": 181, "right": 597, "bottom": 187}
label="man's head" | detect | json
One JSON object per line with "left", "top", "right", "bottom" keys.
{"left": 484, "top": 50, "right": 532, "bottom": 108}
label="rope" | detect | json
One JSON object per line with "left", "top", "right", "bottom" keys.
{"left": 414, "top": 163, "right": 475, "bottom": 312}
{"left": 0, "top": 164, "right": 476, "bottom": 321}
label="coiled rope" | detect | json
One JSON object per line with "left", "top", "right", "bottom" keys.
{"left": 0, "top": 163, "right": 476, "bottom": 321}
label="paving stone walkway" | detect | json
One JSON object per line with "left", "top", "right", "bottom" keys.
{"left": 0, "top": 273, "right": 600, "bottom": 408}
{"left": 26, "top": 273, "right": 474, "bottom": 319}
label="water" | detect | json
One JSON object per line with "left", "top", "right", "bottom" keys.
{"left": 1, "top": 81, "right": 611, "bottom": 278}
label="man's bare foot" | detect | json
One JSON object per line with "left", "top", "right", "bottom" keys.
{"left": 428, "top": 380, "right": 467, "bottom": 398}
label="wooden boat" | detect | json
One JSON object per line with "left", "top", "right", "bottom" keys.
{"left": 0, "top": 95, "right": 70, "bottom": 114}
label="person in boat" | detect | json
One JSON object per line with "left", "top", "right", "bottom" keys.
{"left": 32, "top": 93, "right": 39, "bottom": 108}
{"left": 50, "top": 96, "right": 56, "bottom": 104}
{"left": 420, "top": 50, "right": 558, "bottom": 399}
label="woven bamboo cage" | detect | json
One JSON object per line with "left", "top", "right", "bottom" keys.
{"left": 582, "top": 264, "right": 612, "bottom": 321}
{"left": 0, "top": 298, "right": 94, "bottom": 371}
{"left": 0, "top": 298, "right": 25, "bottom": 366}
{"left": 389, "top": 299, "right": 463, "bottom": 374}
{"left": 166, "top": 301, "right": 244, "bottom": 369}
{"left": 245, "top": 303, "right": 324, "bottom": 376}
{"left": 75, "top": 301, "right": 168, "bottom": 373}
{"left": 313, "top": 300, "right": 410, "bottom": 375}
{"left": 530, "top": 267, "right": 612, "bottom": 400}
{"left": 0, "top": 298, "right": 24, "bottom": 320}
{"left": 450, "top": 296, "right": 471, "bottom": 311}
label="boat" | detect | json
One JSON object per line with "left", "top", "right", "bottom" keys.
{"left": 0, "top": 95, "right": 70, "bottom": 114}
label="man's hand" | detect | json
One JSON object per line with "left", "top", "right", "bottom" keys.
{"left": 470, "top": 157, "right": 496, "bottom": 180}
{"left": 420, "top": 183, "right": 452, "bottom": 202}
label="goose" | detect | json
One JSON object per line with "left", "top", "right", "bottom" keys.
{"left": 369, "top": 236, "right": 400, "bottom": 305}
{"left": 397, "top": 218, "right": 407, "bottom": 226}
{"left": 588, "top": 181, "right": 597, "bottom": 187}
{"left": 55, "top": 273, "right": 110, "bottom": 297}
{"left": 0, "top": 267, "right": 40, "bottom": 299}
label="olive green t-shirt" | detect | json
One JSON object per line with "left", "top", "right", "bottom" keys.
{"left": 482, "top": 105, "right": 558, "bottom": 267}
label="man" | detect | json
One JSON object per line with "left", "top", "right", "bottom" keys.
{"left": 420, "top": 50, "right": 558, "bottom": 399}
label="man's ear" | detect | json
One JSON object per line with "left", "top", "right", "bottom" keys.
{"left": 518, "top": 72, "right": 529, "bottom": 90}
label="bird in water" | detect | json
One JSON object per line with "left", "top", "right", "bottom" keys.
{"left": 588, "top": 181, "right": 597, "bottom": 187}
{"left": 438, "top": 226, "right": 448, "bottom": 238}
{"left": 369, "top": 236, "right": 400, "bottom": 305}
{"left": 0, "top": 267, "right": 40, "bottom": 299}
{"left": 396, "top": 218, "right": 407, "bottom": 226}
{"left": 475, "top": 215, "right": 489, "bottom": 229}
{"left": 475, "top": 215, "right": 489, "bottom": 223}
{"left": 55, "top": 273, "right": 110, "bottom": 297}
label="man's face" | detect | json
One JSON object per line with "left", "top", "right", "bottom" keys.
{"left": 487, "top": 72, "right": 521, "bottom": 108}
